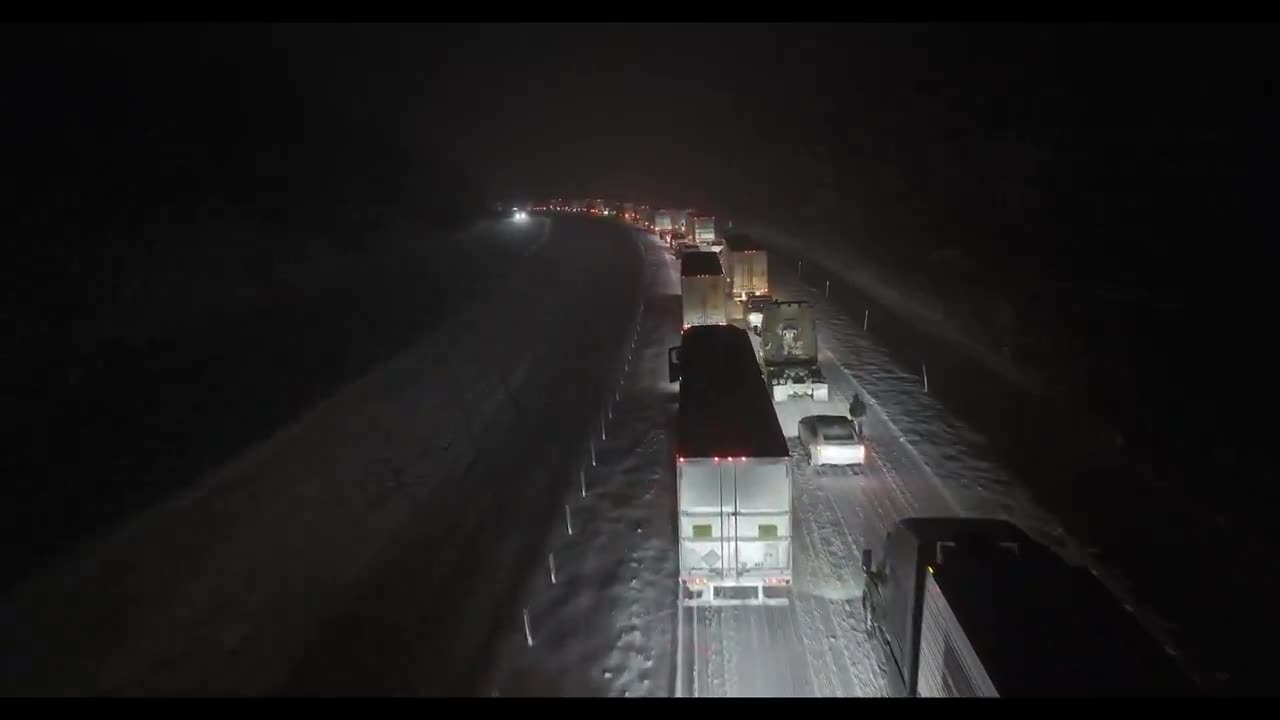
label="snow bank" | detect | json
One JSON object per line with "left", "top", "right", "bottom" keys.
{"left": 0, "top": 216, "right": 646, "bottom": 696}
{"left": 486, "top": 228, "right": 676, "bottom": 698}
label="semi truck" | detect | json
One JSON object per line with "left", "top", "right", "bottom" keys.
{"left": 723, "top": 232, "right": 769, "bottom": 301}
{"left": 655, "top": 209, "right": 674, "bottom": 241}
{"left": 689, "top": 213, "right": 718, "bottom": 249}
{"left": 680, "top": 251, "right": 730, "bottom": 331}
{"left": 668, "top": 324, "right": 793, "bottom": 605}
{"left": 672, "top": 208, "right": 692, "bottom": 233}
{"left": 759, "top": 300, "right": 829, "bottom": 402}
{"left": 860, "top": 517, "right": 1198, "bottom": 697}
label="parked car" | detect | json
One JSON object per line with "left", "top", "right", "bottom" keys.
{"left": 798, "top": 414, "right": 865, "bottom": 468}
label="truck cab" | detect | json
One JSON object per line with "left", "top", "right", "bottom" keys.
{"left": 760, "top": 300, "right": 829, "bottom": 402}
{"left": 860, "top": 518, "right": 1027, "bottom": 696}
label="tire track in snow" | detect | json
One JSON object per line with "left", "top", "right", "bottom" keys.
{"left": 790, "top": 466, "right": 852, "bottom": 696}
{"left": 722, "top": 609, "right": 740, "bottom": 697}
{"left": 809, "top": 474, "right": 887, "bottom": 696}
{"left": 785, "top": 594, "right": 821, "bottom": 695}
{"left": 791, "top": 451, "right": 879, "bottom": 696}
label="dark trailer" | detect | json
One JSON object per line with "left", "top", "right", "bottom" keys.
{"left": 863, "top": 517, "right": 1198, "bottom": 697}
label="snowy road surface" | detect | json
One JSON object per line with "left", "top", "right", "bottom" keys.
{"left": 480, "top": 228, "right": 1050, "bottom": 698}
{"left": 0, "top": 215, "right": 645, "bottom": 696}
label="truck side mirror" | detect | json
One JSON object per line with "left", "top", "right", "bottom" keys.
{"left": 668, "top": 346, "right": 682, "bottom": 383}
{"left": 861, "top": 547, "right": 874, "bottom": 575}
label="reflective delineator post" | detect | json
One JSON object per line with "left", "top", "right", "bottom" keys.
{"left": 922, "top": 362, "right": 929, "bottom": 393}
{"left": 565, "top": 504, "right": 573, "bottom": 535}
{"left": 523, "top": 608, "right": 533, "bottom": 647}
{"left": 798, "top": 259, "right": 803, "bottom": 276}
{"left": 590, "top": 439, "right": 597, "bottom": 466}
{"left": 549, "top": 553, "right": 557, "bottom": 584}
{"left": 601, "top": 413, "right": 607, "bottom": 440}
{"left": 864, "top": 309, "right": 869, "bottom": 332}
{"left": 580, "top": 467, "right": 587, "bottom": 498}
{"left": 825, "top": 280, "right": 830, "bottom": 297}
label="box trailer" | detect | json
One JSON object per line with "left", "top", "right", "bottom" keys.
{"left": 668, "top": 324, "right": 793, "bottom": 606}
{"left": 724, "top": 233, "right": 769, "bottom": 300}
{"left": 680, "top": 251, "right": 730, "bottom": 330}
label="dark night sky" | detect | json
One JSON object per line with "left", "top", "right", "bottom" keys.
{"left": 396, "top": 22, "right": 1270, "bottom": 199}
{"left": 6, "top": 20, "right": 1272, "bottom": 295}
{"left": 8, "top": 22, "right": 1269, "bottom": 205}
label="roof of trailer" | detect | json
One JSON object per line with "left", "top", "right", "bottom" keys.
{"left": 930, "top": 541, "right": 1197, "bottom": 696}
{"left": 724, "top": 233, "right": 766, "bottom": 251}
{"left": 681, "top": 251, "right": 724, "bottom": 277}
{"left": 676, "top": 324, "right": 790, "bottom": 459}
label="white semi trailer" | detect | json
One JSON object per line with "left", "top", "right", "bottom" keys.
{"left": 668, "top": 324, "right": 793, "bottom": 606}
{"left": 680, "top": 251, "right": 730, "bottom": 331}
